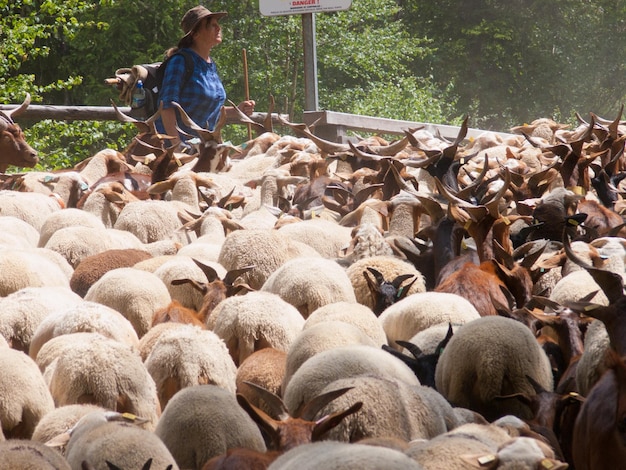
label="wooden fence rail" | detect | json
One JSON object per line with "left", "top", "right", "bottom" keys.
{"left": 0, "top": 104, "right": 515, "bottom": 143}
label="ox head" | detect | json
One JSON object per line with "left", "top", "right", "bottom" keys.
{"left": 0, "top": 93, "right": 38, "bottom": 172}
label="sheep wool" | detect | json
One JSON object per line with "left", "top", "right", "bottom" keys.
{"left": 261, "top": 257, "right": 357, "bottom": 318}
{"left": 0, "top": 348, "right": 55, "bottom": 439}
{"left": 0, "top": 215, "right": 40, "bottom": 249}
{"left": 37, "top": 207, "right": 106, "bottom": 248}
{"left": 0, "top": 190, "right": 61, "bottom": 231}
{"left": 31, "top": 403, "right": 105, "bottom": 445}
{"left": 0, "top": 440, "right": 71, "bottom": 470}
{"left": 84, "top": 266, "right": 171, "bottom": 338}
{"left": 0, "top": 247, "right": 71, "bottom": 297}
{"left": 304, "top": 301, "right": 388, "bottom": 346}
{"left": 435, "top": 316, "right": 553, "bottom": 421}
{"left": 155, "top": 384, "right": 266, "bottom": 469}
{"left": 379, "top": 291, "right": 480, "bottom": 352}
{"left": 144, "top": 324, "right": 238, "bottom": 409}
{"left": 207, "top": 291, "right": 305, "bottom": 366}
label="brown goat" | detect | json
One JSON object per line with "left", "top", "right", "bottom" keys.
{"left": 0, "top": 94, "right": 38, "bottom": 172}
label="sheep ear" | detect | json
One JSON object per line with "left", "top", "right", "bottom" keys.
{"left": 394, "top": 340, "right": 423, "bottom": 359}
{"left": 223, "top": 265, "right": 255, "bottom": 287}
{"left": 311, "top": 401, "right": 363, "bottom": 441}
{"left": 363, "top": 268, "right": 382, "bottom": 296}
{"left": 45, "top": 431, "right": 71, "bottom": 449}
{"left": 192, "top": 258, "right": 219, "bottom": 282}
{"left": 241, "top": 381, "right": 289, "bottom": 419}
{"left": 105, "top": 461, "right": 123, "bottom": 470}
{"left": 171, "top": 278, "right": 208, "bottom": 295}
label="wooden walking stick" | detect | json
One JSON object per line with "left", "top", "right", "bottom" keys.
{"left": 242, "top": 48, "right": 252, "bottom": 140}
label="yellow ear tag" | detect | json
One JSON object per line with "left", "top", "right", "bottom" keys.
{"left": 568, "top": 218, "right": 579, "bottom": 226}
{"left": 311, "top": 210, "right": 317, "bottom": 218}
{"left": 584, "top": 304, "right": 599, "bottom": 311}
{"left": 502, "top": 216, "right": 511, "bottom": 225}
{"left": 464, "top": 220, "right": 472, "bottom": 230}
{"left": 122, "top": 412, "right": 138, "bottom": 421}
{"left": 572, "top": 186, "right": 585, "bottom": 195}
{"left": 541, "top": 459, "right": 555, "bottom": 469}
{"left": 478, "top": 454, "right": 497, "bottom": 465}
{"left": 175, "top": 156, "right": 182, "bottom": 167}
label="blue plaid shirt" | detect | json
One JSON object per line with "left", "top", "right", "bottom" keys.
{"left": 157, "top": 48, "right": 226, "bottom": 137}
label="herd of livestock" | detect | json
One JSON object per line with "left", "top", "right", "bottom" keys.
{"left": 1, "top": 93, "right": 626, "bottom": 469}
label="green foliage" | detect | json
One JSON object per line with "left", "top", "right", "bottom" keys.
{"left": 26, "top": 120, "right": 134, "bottom": 171}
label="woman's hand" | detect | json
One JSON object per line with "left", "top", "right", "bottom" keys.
{"left": 237, "top": 100, "right": 256, "bottom": 116}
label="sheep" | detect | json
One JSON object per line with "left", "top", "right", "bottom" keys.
{"left": 0, "top": 190, "right": 60, "bottom": 231}
{"left": 275, "top": 218, "right": 353, "bottom": 258}
{"left": 0, "top": 286, "right": 83, "bottom": 352}
{"left": 138, "top": 322, "right": 187, "bottom": 361}
{"left": 143, "top": 324, "right": 238, "bottom": 409}
{"left": 340, "top": 222, "right": 394, "bottom": 264}
{"left": 84, "top": 267, "right": 172, "bottom": 338}
{"left": 63, "top": 410, "right": 179, "bottom": 470}
{"left": 0, "top": 215, "right": 40, "bottom": 248}
{"left": 260, "top": 257, "right": 357, "bottom": 318}
{"left": 283, "top": 321, "right": 378, "bottom": 386}
{"left": 575, "top": 319, "right": 610, "bottom": 396}
{"left": 303, "top": 301, "right": 388, "bottom": 346}
{"left": 549, "top": 269, "right": 610, "bottom": 306}
{"left": 345, "top": 255, "right": 426, "bottom": 313}
{"left": 282, "top": 344, "right": 420, "bottom": 412}
{"left": 405, "top": 323, "right": 463, "bottom": 355}
{"left": 236, "top": 348, "right": 287, "bottom": 415}
{"left": 0, "top": 246, "right": 74, "bottom": 297}
{"left": 308, "top": 375, "right": 460, "bottom": 443}
{"left": 207, "top": 291, "right": 305, "bottom": 366}
{"left": 31, "top": 403, "right": 106, "bottom": 445}
{"left": 0, "top": 93, "right": 39, "bottom": 171}
{"left": 38, "top": 207, "right": 106, "bottom": 247}
{"left": 267, "top": 441, "right": 424, "bottom": 469}
{"left": 0, "top": 440, "right": 71, "bottom": 470}
{"left": 45, "top": 335, "right": 160, "bottom": 430}
{"left": 70, "top": 248, "right": 153, "bottom": 297}
{"left": 0, "top": 347, "right": 55, "bottom": 439}
{"left": 378, "top": 292, "right": 481, "bottom": 352}
{"left": 217, "top": 228, "right": 321, "bottom": 290}
{"left": 435, "top": 316, "right": 554, "bottom": 422}
{"left": 154, "top": 384, "right": 267, "bottom": 469}
{"left": 113, "top": 199, "right": 190, "bottom": 245}
{"left": 29, "top": 300, "right": 140, "bottom": 360}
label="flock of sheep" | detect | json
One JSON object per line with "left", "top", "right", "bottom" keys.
{"left": 1, "top": 98, "right": 626, "bottom": 469}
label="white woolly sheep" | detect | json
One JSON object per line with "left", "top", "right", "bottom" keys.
{"left": 0, "top": 347, "right": 55, "bottom": 439}
{"left": 267, "top": 441, "right": 423, "bottom": 470}
{"left": 207, "top": 291, "right": 305, "bottom": 366}
{"left": 340, "top": 222, "right": 394, "bottom": 264}
{"left": 38, "top": 207, "right": 106, "bottom": 247}
{"left": 0, "top": 247, "right": 72, "bottom": 297}
{"left": 42, "top": 225, "right": 148, "bottom": 268}
{"left": 0, "top": 190, "right": 61, "bottom": 231}
{"left": 0, "top": 440, "right": 71, "bottom": 470}
{"left": 303, "top": 301, "right": 388, "bottom": 346}
{"left": 283, "top": 321, "right": 377, "bottom": 387}
{"left": 435, "top": 316, "right": 554, "bottom": 422}
{"left": 29, "top": 300, "right": 140, "bottom": 360}
{"left": 345, "top": 255, "right": 426, "bottom": 311}
{"left": 31, "top": 403, "right": 106, "bottom": 445}
{"left": 84, "top": 267, "right": 172, "bottom": 338}
{"left": 575, "top": 319, "right": 611, "bottom": 396}
{"left": 310, "top": 375, "right": 460, "bottom": 443}
{"left": 217, "top": 228, "right": 321, "bottom": 290}
{"left": 404, "top": 323, "right": 463, "bottom": 355}
{"left": 260, "top": 257, "right": 357, "bottom": 318}
{"left": 63, "top": 410, "right": 179, "bottom": 470}
{"left": 137, "top": 322, "right": 185, "bottom": 361}
{"left": 378, "top": 291, "right": 481, "bottom": 352}
{"left": 276, "top": 218, "right": 353, "bottom": 259}
{"left": 155, "top": 384, "right": 266, "bottom": 469}
{"left": 0, "top": 215, "right": 39, "bottom": 248}
{"left": 282, "top": 344, "right": 420, "bottom": 411}
{"left": 45, "top": 335, "right": 160, "bottom": 429}
{"left": 69, "top": 248, "right": 153, "bottom": 297}
{"left": 549, "top": 269, "right": 610, "bottom": 306}
{"left": 144, "top": 324, "right": 237, "bottom": 409}
{"left": 114, "top": 199, "right": 190, "bottom": 245}
{"left": 0, "top": 286, "right": 83, "bottom": 352}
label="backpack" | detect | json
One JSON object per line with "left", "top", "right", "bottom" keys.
{"left": 112, "top": 49, "right": 195, "bottom": 117}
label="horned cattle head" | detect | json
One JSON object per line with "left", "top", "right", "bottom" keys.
{"left": 0, "top": 93, "right": 38, "bottom": 172}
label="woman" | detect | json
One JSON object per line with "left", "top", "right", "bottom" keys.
{"left": 158, "top": 5, "right": 255, "bottom": 147}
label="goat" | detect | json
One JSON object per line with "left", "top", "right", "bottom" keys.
{"left": 363, "top": 267, "right": 417, "bottom": 316}
{"left": 381, "top": 323, "right": 453, "bottom": 388}
{"left": 202, "top": 383, "right": 362, "bottom": 469}
{"left": 0, "top": 93, "right": 38, "bottom": 172}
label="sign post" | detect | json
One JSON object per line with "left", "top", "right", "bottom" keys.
{"left": 259, "top": 0, "right": 352, "bottom": 112}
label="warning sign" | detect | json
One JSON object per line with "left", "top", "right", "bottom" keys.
{"left": 259, "top": 0, "right": 352, "bottom": 16}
